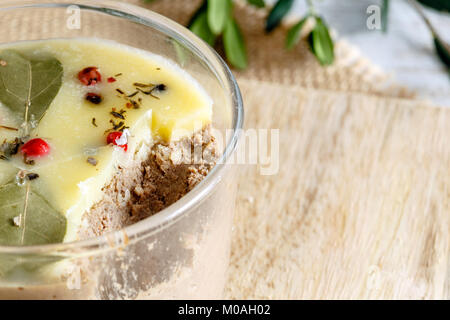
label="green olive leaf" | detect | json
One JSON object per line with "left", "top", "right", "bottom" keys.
{"left": 409, "top": 0, "right": 449, "bottom": 70}
{"left": 223, "top": 18, "right": 248, "bottom": 69}
{"left": 207, "top": 0, "right": 232, "bottom": 35}
{"left": 286, "top": 17, "right": 308, "bottom": 50}
{"left": 265, "top": 0, "right": 294, "bottom": 33}
{"left": 382, "top": 0, "right": 389, "bottom": 33}
{"left": 434, "top": 36, "right": 450, "bottom": 69}
{"left": 417, "top": 0, "right": 450, "bottom": 12}
{"left": 247, "top": 0, "right": 265, "bottom": 8}
{"left": 190, "top": 11, "right": 217, "bottom": 47}
{"left": 308, "top": 17, "right": 335, "bottom": 66}
{"left": 0, "top": 182, "right": 67, "bottom": 246}
{"left": 0, "top": 49, "right": 63, "bottom": 125}
{"left": 187, "top": 0, "right": 208, "bottom": 28}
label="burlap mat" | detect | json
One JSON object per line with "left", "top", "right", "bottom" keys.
{"left": 2, "top": 0, "right": 447, "bottom": 299}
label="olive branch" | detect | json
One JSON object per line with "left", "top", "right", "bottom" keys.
{"left": 144, "top": 0, "right": 449, "bottom": 71}
{"left": 186, "top": 0, "right": 335, "bottom": 68}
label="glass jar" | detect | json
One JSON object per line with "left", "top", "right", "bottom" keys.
{"left": 0, "top": 0, "right": 243, "bottom": 300}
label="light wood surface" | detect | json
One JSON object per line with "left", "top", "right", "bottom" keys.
{"left": 225, "top": 79, "right": 450, "bottom": 299}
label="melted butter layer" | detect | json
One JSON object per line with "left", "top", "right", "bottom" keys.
{"left": 0, "top": 39, "right": 212, "bottom": 242}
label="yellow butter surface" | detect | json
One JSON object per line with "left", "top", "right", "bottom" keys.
{"left": 0, "top": 39, "right": 212, "bottom": 242}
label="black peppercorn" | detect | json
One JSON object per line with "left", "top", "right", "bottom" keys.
{"left": 86, "top": 92, "right": 102, "bottom": 104}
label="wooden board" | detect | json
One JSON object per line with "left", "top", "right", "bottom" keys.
{"left": 225, "top": 79, "right": 450, "bottom": 299}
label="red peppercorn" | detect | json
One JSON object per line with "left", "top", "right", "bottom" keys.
{"left": 106, "top": 132, "right": 128, "bottom": 151}
{"left": 107, "top": 77, "right": 116, "bottom": 83}
{"left": 21, "top": 138, "right": 50, "bottom": 158}
{"left": 78, "top": 67, "right": 102, "bottom": 86}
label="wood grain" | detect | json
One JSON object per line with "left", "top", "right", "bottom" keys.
{"left": 225, "top": 79, "right": 450, "bottom": 299}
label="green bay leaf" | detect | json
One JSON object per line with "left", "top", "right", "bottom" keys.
{"left": 0, "top": 182, "right": 67, "bottom": 246}
{"left": 0, "top": 252, "right": 62, "bottom": 278}
{"left": 0, "top": 49, "right": 63, "bottom": 124}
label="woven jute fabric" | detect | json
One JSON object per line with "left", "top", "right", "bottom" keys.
{"left": 2, "top": 0, "right": 447, "bottom": 299}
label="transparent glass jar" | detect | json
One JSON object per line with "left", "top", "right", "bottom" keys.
{"left": 0, "top": 0, "right": 243, "bottom": 299}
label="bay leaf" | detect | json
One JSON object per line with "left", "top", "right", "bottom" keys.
{"left": 0, "top": 252, "right": 62, "bottom": 278}
{"left": 0, "top": 182, "right": 67, "bottom": 246}
{"left": 0, "top": 162, "right": 16, "bottom": 186}
{"left": 0, "top": 49, "right": 63, "bottom": 124}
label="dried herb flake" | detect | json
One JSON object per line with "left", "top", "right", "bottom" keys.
{"left": 87, "top": 157, "right": 98, "bottom": 166}
{"left": 133, "top": 82, "right": 154, "bottom": 88}
{"left": 0, "top": 125, "right": 19, "bottom": 131}
{"left": 127, "top": 91, "right": 139, "bottom": 98}
{"left": 111, "top": 111, "right": 125, "bottom": 120}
